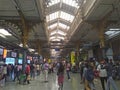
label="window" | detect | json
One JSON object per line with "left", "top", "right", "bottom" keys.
{"left": 57, "top": 36, "right": 65, "bottom": 40}
{"left": 57, "top": 30, "right": 66, "bottom": 35}
{"left": 46, "top": 12, "right": 59, "bottom": 22}
{"left": 51, "top": 38, "right": 61, "bottom": 41}
{"left": 48, "top": 23, "right": 57, "bottom": 29}
{"left": 48, "top": 0, "right": 60, "bottom": 7}
{"left": 50, "top": 30, "right": 57, "bottom": 35}
{"left": 50, "top": 36, "right": 56, "bottom": 40}
{"left": 62, "top": 0, "right": 79, "bottom": 8}
{"left": 60, "top": 11, "right": 74, "bottom": 22}
{"left": 58, "top": 23, "right": 70, "bottom": 30}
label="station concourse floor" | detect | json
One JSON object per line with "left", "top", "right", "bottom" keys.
{"left": 0, "top": 73, "right": 120, "bottom": 90}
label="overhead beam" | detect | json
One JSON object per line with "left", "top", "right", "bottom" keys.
{"left": 47, "top": 18, "right": 71, "bottom": 26}
{"left": 36, "top": 39, "right": 42, "bottom": 55}
{"left": 48, "top": 26, "right": 68, "bottom": 33}
{"left": 47, "top": 3, "right": 76, "bottom": 16}
{"left": 49, "top": 34, "right": 65, "bottom": 37}
{"left": 42, "top": 47, "right": 74, "bottom": 49}
{"left": 12, "top": 0, "right": 29, "bottom": 48}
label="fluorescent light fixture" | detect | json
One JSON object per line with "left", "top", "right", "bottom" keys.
{"left": 28, "top": 48, "right": 35, "bottom": 52}
{"left": 19, "top": 43, "right": 28, "bottom": 48}
{"left": 109, "top": 28, "right": 120, "bottom": 31}
{"left": 0, "top": 34, "right": 6, "bottom": 38}
{"left": 19, "top": 43, "right": 23, "bottom": 47}
{"left": 0, "top": 29, "right": 12, "bottom": 36}
{"left": 105, "top": 30, "right": 120, "bottom": 37}
{"left": 35, "top": 52, "right": 38, "bottom": 54}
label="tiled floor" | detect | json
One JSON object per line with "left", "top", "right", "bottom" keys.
{"left": 0, "top": 73, "right": 120, "bottom": 90}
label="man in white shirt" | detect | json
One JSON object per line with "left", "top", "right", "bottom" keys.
{"left": 97, "top": 60, "right": 107, "bottom": 90}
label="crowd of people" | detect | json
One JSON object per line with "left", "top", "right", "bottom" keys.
{"left": 79, "top": 59, "right": 120, "bottom": 90}
{"left": 0, "top": 58, "right": 120, "bottom": 90}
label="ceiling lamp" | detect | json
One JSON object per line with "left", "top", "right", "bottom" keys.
{"left": 0, "top": 29, "right": 12, "bottom": 36}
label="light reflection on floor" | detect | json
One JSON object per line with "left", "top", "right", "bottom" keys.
{"left": 1, "top": 73, "right": 119, "bottom": 90}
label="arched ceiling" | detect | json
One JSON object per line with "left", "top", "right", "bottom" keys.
{"left": 0, "top": 0, "right": 120, "bottom": 58}
{"left": 45, "top": 0, "right": 83, "bottom": 57}
{"left": 0, "top": 0, "right": 48, "bottom": 54}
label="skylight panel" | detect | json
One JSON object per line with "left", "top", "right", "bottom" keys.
{"left": 66, "top": 26, "right": 70, "bottom": 30}
{"left": 46, "top": 12, "right": 59, "bottom": 22}
{"left": 62, "top": 0, "right": 79, "bottom": 8}
{"left": 58, "top": 23, "right": 70, "bottom": 30}
{"left": 48, "top": 0, "right": 60, "bottom": 7}
{"left": 57, "top": 36, "right": 65, "bottom": 40}
{"left": 48, "top": 23, "right": 57, "bottom": 29}
{"left": 83, "top": 0, "right": 87, "bottom": 4}
{"left": 57, "top": 31, "right": 66, "bottom": 36}
{"left": 50, "top": 36, "right": 56, "bottom": 40}
{"left": 60, "top": 11, "right": 74, "bottom": 22}
{"left": 50, "top": 30, "right": 57, "bottom": 35}
{"left": 0, "top": 29, "right": 12, "bottom": 36}
{"left": 57, "top": 30, "right": 66, "bottom": 35}
{"left": 51, "top": 38, "right": 60, "bottom": 41}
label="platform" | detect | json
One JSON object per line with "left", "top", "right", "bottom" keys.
{"left": 1, "top": 73, "right": 120, "bottom": 90}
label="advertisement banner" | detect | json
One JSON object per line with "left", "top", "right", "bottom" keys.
{"left": 71, "top": 51, "right": 75, "bottom": 65}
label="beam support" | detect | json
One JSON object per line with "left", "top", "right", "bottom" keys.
{"left": 97, "top": 19, "right": 108, "bottom": 59}
{"left": 76, "top": 41, "right": 81, "bottom": 61}
{"left": 13, "top": 0, "right": 30, "bottom": 48}
{"left": 36, "top": 39, "right": 41, "bottom": 55}
{"left": 14, "top": 2, "right": 30, "bottom": 70}
{"left": 98, "top": 21, "right": 106, "bottom": 48}
{"left": 19, "top": 11, "right": 29, "bottom": 48}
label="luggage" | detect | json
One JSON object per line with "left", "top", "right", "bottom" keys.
{"left": 19, "top": 74, "right": 26, "bottom": 84}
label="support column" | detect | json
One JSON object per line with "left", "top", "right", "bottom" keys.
{"left": 76, "top": 42, "right": 80, "bottom": 61}
{"left": 22, "top": 48, "right": 27, "bottom": 70}
{"left": 17, "top": 10, "right": 29, "bottom": 70}
{"left": 98, "top": 21, "right": 106, "bottom": 59}
{"left": 36, "top": 39, "right": 41, "bottom": 55}
{"left": 20, "top": 14, "right": 29, "bottom": 48}
{"left": 36, "top": 39, "right": 42, "bottom": 63}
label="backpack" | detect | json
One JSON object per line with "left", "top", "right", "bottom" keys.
{"left": 86, "top": 68, "right": 94, "bottom": 81}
